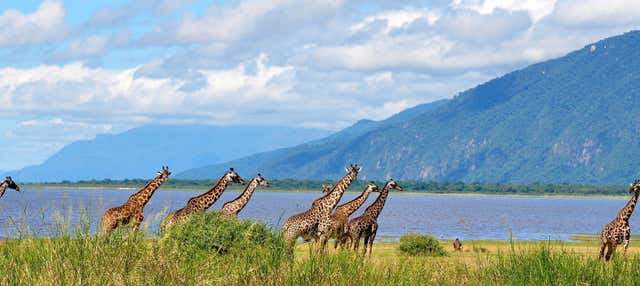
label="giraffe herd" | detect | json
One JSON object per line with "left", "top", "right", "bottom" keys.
{"left": 1, "top": 168, "right": 640, "bottom": 259}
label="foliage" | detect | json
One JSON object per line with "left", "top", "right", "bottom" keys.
{"left": 31, "top": 178, "right": 630, "bottom": 196}
{"left": 478, "top": 246, "right": 640, "bottom": 285}
{"left": 160, "top": 211, "right": 286, "bottom": 260}
{"left": 399, "top": 233, "right": 447, "bottom": 257}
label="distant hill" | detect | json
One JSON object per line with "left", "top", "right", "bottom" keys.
{"left": 178, "top": 31, "right": 640, "bottom": 184}
{"left": 177, "top": 99, "right": 449, "bottom": 180}
{"left": 9, "top": 125, "right": 331, "bottom": 182}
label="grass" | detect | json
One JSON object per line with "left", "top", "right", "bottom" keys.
{"left": 3, "top": 212, "right": 640, "bottom": 286}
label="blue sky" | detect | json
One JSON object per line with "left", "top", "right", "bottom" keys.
{"left": 1, "top": 0, "right": 640, "bottom": 171}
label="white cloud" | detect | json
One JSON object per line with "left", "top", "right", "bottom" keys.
{"left": 365, "top": 71, "right": 394, "bottom": 88}
{"left": 451, "top": 0, "right": 556, "bottom": 22}
{"left": 550, "top": 0, "right": 640, "bottom": 27}
{"left": 0, "top": 55, "right": 298, "bottom": 121}
{"left": 0, "top": 0, "right": 66, "bottom": 46}
{"left": 147, "top": 0, "right": 344, "bottom": 44}
{"left": 1, "top": 0, "right": 640, "bottom": 170}
{"left": 351, "top": 9, "right": 440, "bottom": 34}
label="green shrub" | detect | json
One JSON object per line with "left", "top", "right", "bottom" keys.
{"left": 398, "top": 233, "right": 447, "bottom": 256}
{"left": 161, "top": 211, "right": 286, "bottom": 258}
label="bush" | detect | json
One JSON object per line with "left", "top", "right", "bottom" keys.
{"left": 399, "top": 233, "right": 447, "bottom": 256}
{"left": 161, "top": 211, "right": 286, "bottom": 258}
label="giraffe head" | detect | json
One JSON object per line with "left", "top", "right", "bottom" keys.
{"left": 344, "top": 164, "right": 362, "bottom": 179}
{"left": 385, "top": 179, "right": 403, "bottom": 192}
{"left": 629, "top": 179, "right": 640, "bottom": 193}
{"left": 321, "top": 183, "right": 333, "bottom": 194}
{"left": 225, "top": 168, "right": 246, "bottom": 185}
{"left": 366, "top": 181, "right": 380, "bottom": 192}
{"left": 255, "top": 173, "right": 270, "bottom": 188}
{"left": 157, "top": 166, "right": 171, "bottom": 183}
{"left": 3, "top": 176, "right": 19, "bottom": 192}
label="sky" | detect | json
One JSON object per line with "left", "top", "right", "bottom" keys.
{"left": 0, "top": 0, "right": 639, "bottom": 171}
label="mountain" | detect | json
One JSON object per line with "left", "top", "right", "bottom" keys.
{"left": 178, "top": 31, "right": 640, "bottom": 184}
{"left": 308, "top": 99, "right": 449, "bottom": 146}
{"left": 9, "top": 125, "right": 331, "bottom": 182}
{"left": 177, "top": 99, "right": 449, "bottom": 179}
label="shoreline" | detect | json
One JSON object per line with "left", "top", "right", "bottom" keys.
{"left": 20, "top": 184, "right": 632, "bottom": 199}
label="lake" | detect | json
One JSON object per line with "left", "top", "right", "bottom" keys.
{"left": 0, "top": 188, "right": 635, "bottom": 241}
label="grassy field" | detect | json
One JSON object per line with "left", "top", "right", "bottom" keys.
{"left": 1, "top": 212, "right": 640, "bottom": 285}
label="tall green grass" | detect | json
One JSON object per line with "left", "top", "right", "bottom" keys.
{"left": 1, "top": 211, "right": 639, "bottom": 285}
{"left": 477, "top": 244, "right": 640, "bottom": 285}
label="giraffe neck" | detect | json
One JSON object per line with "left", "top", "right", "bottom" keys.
{"left": 316, "top": 171, "right": 357, "bottom": 214}
{"left": 334, "top": 186, "right": 374, "bottom": 217}
{"left": 0, "top": 182, "right": 8, "bottom": 196}
{"left": 363, "top": 183, "right": 391, "bottom": 219}
{"left": 225, "top": 177, "right": 259, "bottom": 211}
{"left": 192, "top": 174, "right": 231, "bottom": 209}
{"left": 126, "top": 174, "right": 165, "bottom": 209}
{"left": 617, "top": 192, "right": 639, "bottom": 222}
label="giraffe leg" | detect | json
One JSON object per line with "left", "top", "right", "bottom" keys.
{"left": 623, "top": 240, "right": 630, "bottom": 260}
{"left": 368, "top": 228, "right": 377, "bottom": 258}
{"left": 363, "top": 234, "right": 370, "bottom": 256}
{"left": 605, "top": 243, "right": 617, "bottom": 261}
{"left": 318, "top": 235, "right": 329, "bottom": 254}
{"left": 599, "top": 242, "right": 607, "bottom": 260}
{"left": 343, "top": 234, "right": 352, "bottom": 250}
{"left": 131, "top": 214, "right": 144, "bottom": 232}
{"left": 285, "top": 239, "right": 296, "bottom": 256}
{"left": 353, "top": 234, "right": 360, "bottom": 252}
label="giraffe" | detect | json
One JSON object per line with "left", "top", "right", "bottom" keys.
{"left": 281, "top": 164, "right": 361, "bottom": 252}
{"left": 219, "top": 173, "right": 270, "bottom": 218}
{"left": 0, "top": 176, "right": 20, "bottom": 199}
{"left": 453, "top": 238, "right": 462, "bottom": 251}
{"left": 599, "top": 179, "right": 640, "bottom": 261}
{"left": 101, "top": 166, "right": 171, "bottom": 234}
{"left": 163, "top": 168, "right": 245, "bottom": 229}
{"left": 321, "top": 183, "right": 332, "bottom": 194}
{"left": 344, "top": 179, "right": 402, "bottom": 256}
{"left": 317, "top": 181, "right": 379, "bottom": 252}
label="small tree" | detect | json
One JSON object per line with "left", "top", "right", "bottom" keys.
{"left": 399, "top": 233, "right": 447, "bottom": 256}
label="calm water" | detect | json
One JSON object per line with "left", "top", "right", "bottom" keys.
{"left": 0, "top": 188, "right": 636, "bottom": 241}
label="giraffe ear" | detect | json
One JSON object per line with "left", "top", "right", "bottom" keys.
{"left": 345, "top": 167, "right": 349, "bottom": 173}
{"left": 230, "top": 168, "right": 234, "bottom": 172}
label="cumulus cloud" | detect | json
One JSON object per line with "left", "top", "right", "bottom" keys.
{"left": 1, "top": 0, "right": 640, "bottom": 169}
{"left": 0, "top": 0, "right": 66, "bottom": 47}
{"left": 550, "top": 0, "right": 640, "bottom": 27}
{"left": 450, "top": 0, "right": 556, "bottom": 22}
{"left": 143, "top": 0, "right": 345, "bottom": 45}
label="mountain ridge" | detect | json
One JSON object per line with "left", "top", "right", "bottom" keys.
{"left": 9, "top": 124, "right": 332, "bottom": 182}
{"left": 178, "top": 30, "right": 640, "bottom": 184}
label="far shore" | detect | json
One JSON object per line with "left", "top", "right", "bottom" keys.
{"left": 20, "top": 183, "right": 633, "bottom": 199}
